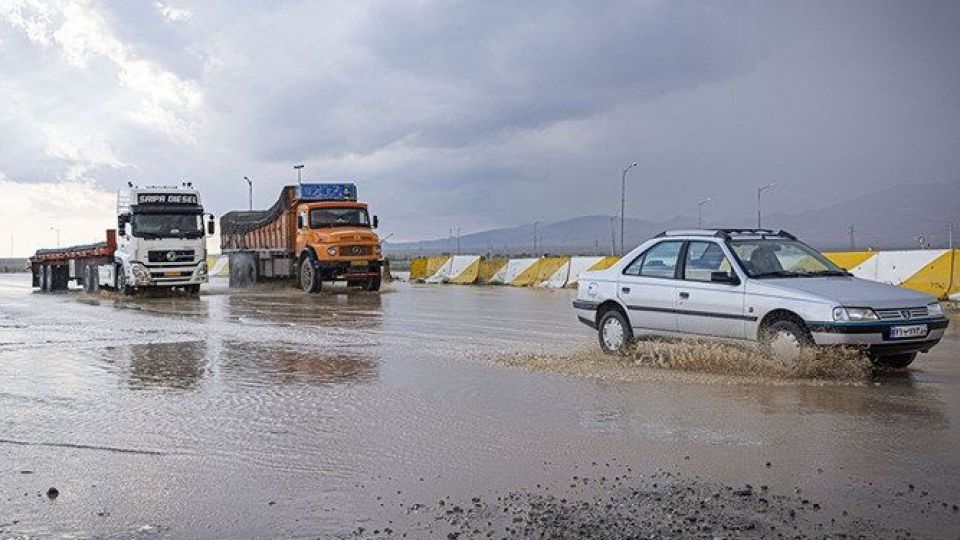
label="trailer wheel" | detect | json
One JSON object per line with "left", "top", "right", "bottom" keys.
{"left": 83, "top": 264, "right": 100, "bottom": 294}
{"left": 299, "top": 258, "right": 322, "bottom": 294}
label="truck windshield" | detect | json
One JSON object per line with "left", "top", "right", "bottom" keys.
{"left": 132, "top": 213, "right": 204, "bottom": 239}
{"left": 309, "top": 207, "right": 370, "bottom": 228}
{"left": 728, "top": 239, "right": 847, "bottom": 278}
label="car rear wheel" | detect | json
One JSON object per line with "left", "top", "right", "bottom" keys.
{"left": 598, "top": 309, "right": 633, "bottom": 355}
{"left": 870, "top": 352, "right": 916, "bottom": 369}
{"left": 760, "top": 319, "right": 812, "bottom": 369}
{"left": 299, "top": 258, "right": 322, "bottom": 294}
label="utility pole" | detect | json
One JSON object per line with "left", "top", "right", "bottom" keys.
{"left": 50, "top": 227, "right": 60, "bottom": 248}
{"left": 620, "top": 162, "right": 639, "bottom": 255}
{"left": 533, "top": 221, "right": 541, "bottom": 256}
{"left": 244, "top": 176, "right": 253, "bottom": 210}
{"left": 848, "top": 225, "right": 856, "bottom": 251}
{"left": 697, "top": 197, "right": 712, "bottom": 229}
{"left": 294, "top": 164, "right": 305, "bottom": 185}
{"left": 757, "top": 182, "right": 775, "bottom": 228}
{"left": 456, "top": 226, "right": 461, "bottom": 255}
{"left": 610, "top": 216, "right": 616, "bottom": 257}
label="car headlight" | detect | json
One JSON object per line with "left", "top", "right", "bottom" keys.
{"left": 832, "top": 307, "right": 879, "bottom": 322}
{"left": 927, "top": 302, "right": 944, "bottom": 317}
{"left": 327, "top": 246, "right": 337, "bottom": 256}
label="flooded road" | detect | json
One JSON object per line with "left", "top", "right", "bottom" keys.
{"left": 1, "top": 274, "right": 959, "bottom": 538}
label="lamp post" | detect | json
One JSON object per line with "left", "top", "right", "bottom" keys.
{"left": 243, "top": 176, "right": 253, "bottom": 210}
{"left": 757, "top": 182, "right": 775, "bottom": 228}
{"left": 50, "top": 227, "right": 60, "bottom": 248}
{"left": 533, "top": 221, "right": 541, "bottom": 256}
{"left": 697, "top": 197, "right": 712, "bottom": 228}
{"left": 294, "top": 164, "right": 305, "bottom": 185}
{"left": 620, "top": 162, "right": 639, "bottom": 255}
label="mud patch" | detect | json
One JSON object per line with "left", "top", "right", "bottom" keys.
{"left": 493, "top": 340, "right": 873, "bottom": 386}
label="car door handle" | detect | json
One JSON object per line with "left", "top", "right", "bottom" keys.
{"left": 621, "top": 287, "right": 631, "bottom": 294}
{"left": 679, "top": 292, "right": 690, "bottom": 299}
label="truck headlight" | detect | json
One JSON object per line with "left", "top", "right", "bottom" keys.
{"left": 131, "top": 263, "right": 151, "bottom": 285}
{"left": 832, "top": 307, "right": 879, "bottom": 322}
{"left": 327, "top": 247, "right": 337, "bottom": 256}
{"left": 927, "top": 302, "right": 944, "bottom": 317}
{"left": 197, "top": 262, "right": 207, "bottom": 276}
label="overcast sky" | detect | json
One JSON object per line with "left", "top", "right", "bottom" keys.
{"left": 1, "top": 0, "right": 958, "bottom": 255}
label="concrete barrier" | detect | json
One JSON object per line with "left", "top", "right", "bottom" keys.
{"left": 477, "top": 258, "right": 508, "bottom": 284}
{"left": 425, "top": 255, "right": 481, "bottom": 284}
{"left": 564, "top": 256, "right": 620, "bottom": 288}
{"left": 511, "top": 257, "right": 568, "bottom": 287}
{"left": 409, "top": 258, "right": 429, "bottom": 281}
{"left": 825, "top": 249, "right": 959, "bottom": 300}
{"left": 208, "top": 255, "right": 230, "bottom": 277}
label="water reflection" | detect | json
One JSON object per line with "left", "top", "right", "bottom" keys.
{"left": 224, "top": 291, "right": 383, "bottom": 329}
{"left": 116, "top": 341, "right": 208, "bottom": 390}
{"left": 219, "top": 340, "right": 379, "bottom": 386}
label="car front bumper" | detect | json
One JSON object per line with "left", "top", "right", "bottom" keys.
{"left": 806, "top": 317, "right": 949, "bottom": 354}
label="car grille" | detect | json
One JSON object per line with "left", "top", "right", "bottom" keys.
{"left": 148, "top": 250, "right": 196, "bottom": 263}
{"left": 338, "top": 245, "right": 373, "bottom": 256}
{"left": 875, "top": 307, "right": 928, "bottom": 321}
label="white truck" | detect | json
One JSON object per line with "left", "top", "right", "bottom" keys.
{"left": 31, "top": 183, "right": 216, "bottom": 296}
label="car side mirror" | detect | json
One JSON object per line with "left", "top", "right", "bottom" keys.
{"left": 711, "top": 271, "right": 740, "bottom": 285}
{"left": 373, "top": 215, "right": 379, "bottom": 229}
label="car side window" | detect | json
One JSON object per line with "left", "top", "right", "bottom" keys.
{"left": 683, "top": 241, "right": 733, "bottom": 282}
{"left": 624, "top": 241, "right": 682, "bottom": 278}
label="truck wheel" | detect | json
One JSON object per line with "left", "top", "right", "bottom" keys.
{"left": 184, "top": 284, "right": 201, "bottom": 296}
{"left": 870, "top": 352, "right": 916, "bottom": 369}
{"left": 40, "top": 265, "right": 51, "bottom": 292}
{"left": 116, "top": 265, "right": 131, "bottom": 295}
{"left": 598, "top": 309, "right": 633, "bottom": 355}
{"left": 363, "top": 275, "right": 382, "bottom": 292}
{"left": 759, "top": 319, "right": 812, "bottom": 369}
{"left": 299, "top": 258, "right": 322, "bottom": 293}
{"left": 83, "top": 264, "right": 99, "bottom": 294}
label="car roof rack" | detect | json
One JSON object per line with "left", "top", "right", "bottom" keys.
{"left": 655, "top": 228, "right": 798, "bottom": 241}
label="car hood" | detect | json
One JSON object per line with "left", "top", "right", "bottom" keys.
{"left": 758, "top": 276, "right": 934, "bottom": 308}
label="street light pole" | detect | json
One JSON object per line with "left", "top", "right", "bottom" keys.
{"left": 620, "top": 162, "right": 639, "bottom": 255}
{"left": 294, "top": 164, "right": 305, "bottom": 185}
{"left": 244, "top": 176, "right": 253, "bottom": 210}
{"left": 697, "top": 197, "right": 713, "bottom": 229}
{"left": 757, "top": 183, "right": 775, "bottom": 228}
{"left": 533, "top": 221, "right": 541, "bottom": 256}
{"left": 50, "top": 227, "right": 60, "bottom": 248}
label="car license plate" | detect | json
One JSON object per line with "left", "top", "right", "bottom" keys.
{"left": 350, "top": 260, "right": 367, "bottom": 267}
{"left": 889, "top": 324, "right": 927, "bottom": 339}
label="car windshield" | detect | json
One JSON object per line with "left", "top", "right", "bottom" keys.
{"left": 310, "top": 207, "right": 370, "bottom": 228}
{"left": 728, "top": 239, "right": 846, "bottom": 278}
{"left": 132, "top": 213, "right": 203, "bottom": 239}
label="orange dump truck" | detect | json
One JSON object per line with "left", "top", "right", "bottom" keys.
{"left": 220, "top": 183, "right": 382, "bottom": 292}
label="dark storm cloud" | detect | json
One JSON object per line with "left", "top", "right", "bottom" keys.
{"left": 1, "top": 0, "right": 959, "bottom": 247}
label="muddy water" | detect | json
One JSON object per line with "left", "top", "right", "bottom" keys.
{"left": 1, "top": 274, "right": 959, "bottom": 537}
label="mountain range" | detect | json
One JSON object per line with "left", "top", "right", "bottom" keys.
{"left": 384, "top": 182, "right": 959, "bottom": 256}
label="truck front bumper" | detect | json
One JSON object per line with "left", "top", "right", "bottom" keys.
{"left": 313, "top": 259, "right": 382, "bottom": 281}
{"left": 806, "top": 317, "right": 949, "bottom": 354}
{"left": 134, "top": 261, "right": 208, "bottom": 287}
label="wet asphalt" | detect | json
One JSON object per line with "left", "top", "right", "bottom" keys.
{"left": 1, "top": 274, "right": 959, "bottom": 538}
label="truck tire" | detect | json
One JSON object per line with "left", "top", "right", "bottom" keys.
{"left": 870, "top": 352, "right": 916, "bottom": 369}
{"left": 83, "top": 264, "right": 100, "bottom": 294}
{"left": 116, "top": 264, "right": 131, "bottom": 295}
{"left": 184, "top": 284, "right": 201, "bottom": 296}
{"left": 363, "top": 275, "right": 382, "bottom": 292}
{"left": 299, "top": 257, "right": 322, "bottom": 293}
{"left": 40, "top": 265, "right": 51, "bottom": 292}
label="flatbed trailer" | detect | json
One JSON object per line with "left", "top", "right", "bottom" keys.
{"left": 30, "top": 230, "right": 118, "bottom": 293}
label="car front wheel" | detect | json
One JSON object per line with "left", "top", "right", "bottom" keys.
{"left": 870, "top": 352, "right": 916, "bottom": 369}
{"left": 760, "top": 319, "right": 812, "bottom": 369}
{"left": 598, "top": 309, "right": 634, "bottom": 355}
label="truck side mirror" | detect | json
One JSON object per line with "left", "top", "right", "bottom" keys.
{"left": 207, "top": 216, "right": 215, "bottom": 235}
{"left": 373, "top": 215, "right": 379, "bottom": 229}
